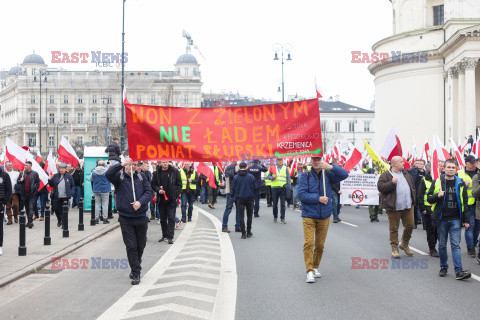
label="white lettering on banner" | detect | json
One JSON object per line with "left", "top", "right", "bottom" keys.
{"left": 340, "top": 174, "right": 379, "bottom": 205}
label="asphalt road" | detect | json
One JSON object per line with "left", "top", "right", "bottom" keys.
{"left": 1, "top": 197, "right": 480, "bottom": 320}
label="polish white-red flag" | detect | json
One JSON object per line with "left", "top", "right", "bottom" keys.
{"left": 450, "top": 138, "right": 465, "bottom": 169}
{"left": 403, "top": 157, "right": 411, "bottom": 170}
{"left": 314, "top": 77, "right": 323, "bottom": 99}
{"left": 432, "top": 147, "right": 441, "bottom": 180}
{"left": 411, "top": 137, "right": 418, "bottom": 162}
{"left": 5, "top": 138, "right": 27, "bottom": 171}
{"left": 474, "top": 135, "right": 480, "bottom": 159}
{"left": 196, "top": 162, "right": 216, "bottom": 188}
{"left": 26, "top": 152, "right": 49, "bottom": 192}
{"left": 289, "top": 158, "right": 297, "bottom": 176}
{"left": 57, "top": 137, "right": 80, "bottom": 167}
{"left": 434, "top": 134, "right": 451, "bottom": 161}
{"left": 35, "top": 151, "right": 42, "bottom": 163}
{"left": 343, "top": 147, "right": 362, "bottom": 172}
{"left": 424, "top": 136, "right": 430, "bottom": 161}
{"left": 215, "top": 162, "right": 225, "bottom": 174}
{"left": 333, "top": 142, "right": 341, "bottom": 160}
{"left": 44, "top": 150, "right": 57, "bottom": 175}
{"left": 123, "top": 86, "right": 130, "bottom": 105}
{"left": 380, "top": 126, "right": 403, "bottom": 161}
{"left": 459, "top": 138, "right": 468, "bottom": 154}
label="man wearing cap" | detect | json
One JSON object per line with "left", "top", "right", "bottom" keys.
{"left": 231, "top": 162, "right": 257, "bottom": 239}
{"left": 106, "top": 158, "right": 153, "bottom": 285}
{"left": 298, "top": 157, "right": 348, "bottom": 283}
{"left": 247, "top": 159, "right": 268, "bottom": 217}
{"left": 459, "top": 155, "right": 479, "bottom": 257}
{"left": 179, "top": 162, "right": 198, "bottom": 223}
{"left": 222, "top": 161, "right": 241, "bottom": 233}
{"left": 266, "top": 157, "right": 292, "bottom": 224}
{"left": 18, "top": 161, "right": 40, "bottom": 229}
{"left": 48, "top": 163, "right": 75, "bottom": 228}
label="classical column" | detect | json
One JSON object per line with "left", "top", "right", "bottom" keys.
{"left": 451, "top": 66, "right": 459, "bottom": 140}
{"left": 463, "top": 57, "right": 479, "bottom": 137}
{"left": 445, "top": 69, "right": 454, "bottom": 140}
{"left": 457, "top": 61, "right": 465, "bottom": 138}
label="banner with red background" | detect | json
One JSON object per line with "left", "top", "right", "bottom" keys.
{"left": 125, "top": 99, "right": 322, "bottom": 162}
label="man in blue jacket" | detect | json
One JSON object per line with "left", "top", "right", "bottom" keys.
{"left": 298, "top": 156, "right": 348, "bottom": 283}
{"left": 106, "top": 158, "right": 153, "bottom": 285}
{"left": 90, "top": 160, "right": 111, "bottom": 224}
{"left": 231, "top": 162, "right": 257, "bottom": 239}
{"left": 48, "top": 163, "right": 75, "bottom": 228}
{"left": 248, "top": 159, "right": 268, "bottom": 217}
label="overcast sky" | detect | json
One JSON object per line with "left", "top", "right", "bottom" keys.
{"left": 0, "top": 0, "right": 392, "bottom": 109}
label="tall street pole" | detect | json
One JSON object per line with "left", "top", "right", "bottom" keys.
{"left": 120, "top": 0, "right": 126, "bottom": 152}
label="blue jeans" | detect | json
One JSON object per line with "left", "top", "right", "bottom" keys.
{"left": 201, "top": 184, "right": 208, "bottom": 203}
{"left": 292, "top": 185, "right": 299, "bottom": 206}
{"left": 465, "top": 206, "right": 480, "bottom": 248}
{"left": 34, "top": 193, "right": 48, "bottom": 217}
{"left": 254, "top": 190, "right": 261, "bottom": 216}
{"left": 181, "top": 192, "right": 195, "bottom": 220}
{"left": 272, "top": 187, "right": 286, "bottom": 220}
{"left": 438, "top": 219, "right": 463, "bottom": 274}
{"left": 222, "top": 193, "right": 239, "bottom": 229}
{"left": 331, "top": 192, "right": 339, "bottom": 220}
{"left": 72, "top": 186, "right": 82, "bottom": 207}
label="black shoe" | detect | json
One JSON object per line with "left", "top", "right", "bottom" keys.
{"left": 468, "top": 247, "right": 476, "bottom": 258}
{"left": 99, "top": 216, "right": 103, "bottom": 221}
{"left": 254, "top": 214, "right": 259, "bottom": 218}
{"left": 477, "top": 253, "right": 480, "bottom": 264}
{"left": 374, "top": 218, "right": 379, "bottom": 222}
{"left": 159, "top": 237, "right": 165, "bottom": 242}
{"left": 247, "top": 232, "right": 253, "bottom": 238}
{"left": 57, "top": 221, "right": 62, "bottom": 227}
{"left": 429, "top": 249, "right": 439, "bottom": 257}
{"left": 456, "top": 270, "right": 471, "bottom": 280}
{"left": 413, "top": 224, "right": 417, "bottom": 229}
{"left": 188, "top": 218, "right": 192, "bottom": 222}
{"left": 129, "top": 272, "right": 133, "bottom": 279}
{"left": 333, "top": 219, "right": 338, "bottom": 223}
{"left": 267, "top": 204, "right": 272, "bottom": 207}
{"left": 337, "top": 218, "right": 342, "bottom": 222}
{"left": 181, "top": 218, "right": 186, "bottom": 223}
{"left": 370, "top": 218, "right": 375, "bottom": 223}
{"left": 168, "top": 239, "right": 174, "bottom": 244}
{"left": 131, "top": 274, "right": 140, "bottom": 285}
{"left": 95, "top": 219, "right": 99, "bottom": 224}
{"left": 147, "top": 218, "right": 150, "bottom": 222}
{"left": 241, "top": 234, "right": 247, "bottom": 239}
{"left": 103, "top": 220, "right": 110, "bottom": 224}
{"left": 235, "top": 228, "right": 242, "bottom": 232}
{"left": 439, "top": 267, "right": 448, "bottom": 277}
{"left": 27, "top": 222, "right": 34, "bottom": 229}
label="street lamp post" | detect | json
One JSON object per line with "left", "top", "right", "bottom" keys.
{"left": 120, "top": 0, "right": 126, "bottom": 152}
{"left": 273, "top": 43, "right": 292, "bottom": 103}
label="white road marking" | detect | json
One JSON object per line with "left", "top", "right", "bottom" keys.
{"left": 409, "top": 247, "right": 428, "bottom": 256}
{"left": 340, "top": 221, "right": 359, "bottom": 228}
{"left": 471, "top": 273, "right": 480, "bottom": 282}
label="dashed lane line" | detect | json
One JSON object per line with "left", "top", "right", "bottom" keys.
{"left": 340, "top": 221, "right": 359, "bottom": 228}
{"left": 409, "top": 247, "right": 428, "bottom": 256}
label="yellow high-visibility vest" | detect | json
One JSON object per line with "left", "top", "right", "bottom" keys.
{"left": 180, "top": 169, "right": 197, "bottom": 190}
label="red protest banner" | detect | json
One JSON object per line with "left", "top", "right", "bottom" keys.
{"left": 125, "top": 99, "right": 322, "bottom": 162}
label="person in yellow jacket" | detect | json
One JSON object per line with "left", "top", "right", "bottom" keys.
{"left": 416, "top": 172, "right": 438, "bottom": 257}
{"left": 266, "top": 157, "right": 292, "bottom": 224}
{"left": 180, "top": 162, "right": 197, "bottom": 222}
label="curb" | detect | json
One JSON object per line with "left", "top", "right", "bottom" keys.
{"left": 0, "top": 222, "right": 120, "bottom": 288}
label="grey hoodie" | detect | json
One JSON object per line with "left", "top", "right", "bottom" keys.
{"left": 90, "top": 166, "right": 108, "bottom": 181}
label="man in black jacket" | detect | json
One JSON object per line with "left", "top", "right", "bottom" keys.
{"left": 416, "top": 170, "right": 438, "bottom": 257}
{"left": 0, "top": 166, "right": 13, "bottom": 255}
{"left": 140, "top": 162, "right": 155, "bottom": 221}
{"left": 71, "top": 164, "right": 84, "bottom": 208}
{"left": 105, "top": 137, "right": 121, "bottom": 166}
{"left": 248, "top": 159, "right": 268, "bottom": 217}
{"left": 106, "top": 158, "right": 153, "bottom": 285}
{"left": 48, "top": 163, "right": 75, "bottom": 227}
{"left": 151, "top": 161, "right": 182, "bottom": 244}
{"left": 18, "top": 161, "right": 40, "bottom": 228}
{"left": 231, "top": 162, "right": 257, "bottom": 239}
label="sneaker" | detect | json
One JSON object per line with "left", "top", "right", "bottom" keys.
{"left": 247, "top": 232, "right": 253, "bottom": 238}
{"left": 103, "top": 220, "right": 110, "bottom": 224}
{"left": 27, "top": 222, "right": 34, "bottom": 229}
{"left": 455, "top": 270, "right": 471, "bottom": 280}
{"left": 313, "top": 269, "right": 322, "bottom": 278}
{"left": 181, "top": 218, "right": 186, "bottom": 223}
{"left": 57, "top": 222, "right": 62, "bottom": 227}
{"left": 281, "top": 219, "right": 286, "bottom": 224}
{"left": 429, "top": 249, "right": 439, "bottom": 257}
{"left": 175, "top": 221, "right": 181, "bottom": 229}
{"left": 333, "top": 219, "right": 338, "bottom": 223}
{"left": 95, "top": 219, "right": 99, "bottom": 224}
{"left": 158, "top": 237, "right": 165, "bottom": 242}
{"left": 467, "top": 247, "right": 476, "bottom": 258}
{"left": 477, "top": 252, "right": 480, "bottom": 264}
{"left": 306, "top": 271, "right": 315, "bottom": 283}
{"left": 399, "top": 242, "right": 414, "bottom": 256}
{"left": 439, "top": 267, "right": 448, "bottom": 277}
{"left": 241, "top": 234, "right": 247, "bottom": 239}
{"left": 168, "top": 239, "right": 174, "bottom": 244}
{"left": 273, "top": 218, "right": 278, "bottom": 223}
{"left": 222, "top": 227, "right": 231, "bottom": 233}
{"left": 131, "top": 274, "right": 140, "bottom": 285}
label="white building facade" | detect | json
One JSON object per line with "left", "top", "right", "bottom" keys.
{"left": 370, "top": 0, "right": 480, "bottom": 150}
{"left": 0, "top": 52, "right": 202, "bottom": 153}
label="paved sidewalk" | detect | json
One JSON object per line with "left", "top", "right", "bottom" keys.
{"left": 0, "top": 207, "right": 119, "bottom": 288}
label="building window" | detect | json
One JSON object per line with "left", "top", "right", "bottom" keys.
{"left": 27, "top": 133, "right": 36, "bottom": 147}
{"left": 364, "top": 121, "right": 370, "bottom": 132}
{"left": 92, "top": 113, "right": 97, "bottom": 124}
{"left": 77, "top": 112, "right": 83, "bottom": 124}
{"left": 92, "top": 94, "right": 97, "bottom": 104}
{"left": 78, "top": 94, "right": 83, "bottom": 104}
{"left": 164, "top": 94, "right": 170, "bottom": 105}
{"left": 48, "top": 135, "right": 55, "bottom": 147}
{"left": 185, "top": 68, "right": 189, "bottom": 76}
{"left": 321, "top": 121, "right": 326, "bottom": 132}
{"left": 63, "top": 94, "right": 68, "bottom": 103}
{"left": 184, "top": 94, "right": 189, "bottom": 104}
{"left": 107, "top": 112, "right": 113, "bottom": 124}
{"left": 433, "top": 5, "right": 444, "bottom": 26}
{"left": 349, "top": 122, "right": 355, "bottom": 132}
{"left": 136, "top": 94, "right": 141, "bottom": 104}
{"left": 335, "top": 122, "right": 341, "bottom": 132}
{"left": 107, "top": 94, "right": 112, "bottom": 104}
{"left": 49, "top": 94, "right": 54, "bottom": 104}
{"left": 30, "top": 113, "right": 36, "bottom": 124}
{"left": 150, "top": 94, "right": 156, "bottom": 104}
{"left": 63, "top": 113, "right": 69, "bottom": 124}
{"left": 49, "top": 113, "right": 55, "bottom": 124}
{"left": 91, "top": 136, "right": 98, "bottom": 145}
{"left": 193, "top": 68, "right": 198, "bottom": 76}
{"left": 77, "top": 136, "right": 83, "bottom": 145}
{"left": 30, "top": 94, "right": 36, "bottom": 103}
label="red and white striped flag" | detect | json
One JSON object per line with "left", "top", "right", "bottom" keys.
{"left": 424, "top": 136, "right": 430, "bottom": 161}
{"left": 459, "top": 138, "right": 468, "bottom": 154}
{"left": 343, "top": 147, "right": 362, "bottom": 172}
{"left": 432, "top": 147, "right": 441, "bottom": 180}
{"left": 44, "top": 150, "right": 57, "bottom": 175}
{"left": 26, "top": 152, "right": 49, "bottom": 192}
{"left": 314, "top": 77, "right": 323, "bottom": 99}
{"left": 57, "top": 137, "right": 80, "bottom": 167}
{"left": 5, "top": 138, "right": 27, "bottom": 171}
{"left": 289, "top": 158, "right": 297, "bottom": 176}
{"left": 380, "top": 126, "right": 403, "bottom": 161}
{"left": 196, "top": 162, "right": 216, "bottom": 188}
{"left": 450, "top": 138, "right": 465, "bottom": 169}
{"left": 434, "top": 134, "right": 451, "bottom": 161}
{"left": 35, "top": 151, "right": 42, "bottom": 163}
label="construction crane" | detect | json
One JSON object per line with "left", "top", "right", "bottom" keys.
{"left": 182, "top": 30, "right": 206, "bottom": 60}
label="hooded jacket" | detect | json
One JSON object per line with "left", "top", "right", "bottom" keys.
{"left": 151, "top": 165, "right": 182, "bottom": 202}
{"left": 18, "top": 170, "right": 40, "bottom": 196}
{"left": 0, "top": 167, "right": 13, "bottom": 205}
{"left": 105, "top": 142, "right": 121, "bottom": 162}
{"left": 231, "top": 169, "right": 256, "bottom": 200}
{"left": 90, "top": 166, "right": 111, "bottom": 194}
